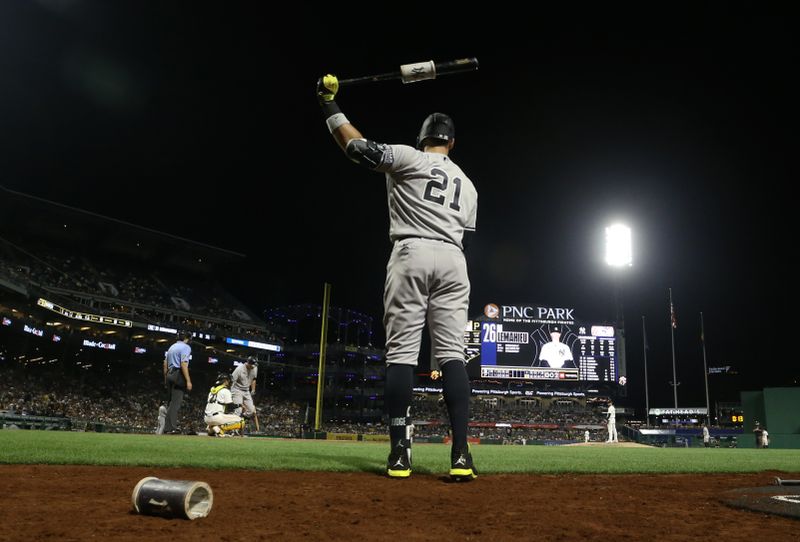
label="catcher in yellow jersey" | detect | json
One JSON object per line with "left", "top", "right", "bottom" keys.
{"left": 204, "top": 373, "right": 244, "bottom": 437}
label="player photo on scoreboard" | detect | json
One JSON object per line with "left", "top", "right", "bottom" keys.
{"left": 531, "top": 324, "right": 577, "bottom": 369}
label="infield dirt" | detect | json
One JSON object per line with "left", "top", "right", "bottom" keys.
{"left": 1, "top": 465, "right": 797, "bottom": 541}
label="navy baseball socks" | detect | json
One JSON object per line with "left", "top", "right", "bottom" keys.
{"left": 442, "top": 359, "right": 477, "bottom": 481}
{"left": 385, "top": 364, "right": 413, "bottom": 478}
{"left": 385, "top": 362, "right": 477, "bottom": 479}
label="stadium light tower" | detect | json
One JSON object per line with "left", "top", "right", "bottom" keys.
{"left": 605, "top": 223, "right": 632, "bottom": 325}
{"left": 605, "top": 223, "right": 632, "bottom": 399}
{"left": 605, "top": 224, "right": 633, "bottom": 268}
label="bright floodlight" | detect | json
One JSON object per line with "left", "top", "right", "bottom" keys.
{"left": 605, "top": 224, "right": 632, "bottom": 267}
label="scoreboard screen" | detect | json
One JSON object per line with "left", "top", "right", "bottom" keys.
{"left": 465, "top": 303, "right": 624, "bottom": 384}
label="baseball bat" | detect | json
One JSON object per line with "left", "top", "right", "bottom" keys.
{"left": 338, "top": 57, "right": 479, "bottom": 87}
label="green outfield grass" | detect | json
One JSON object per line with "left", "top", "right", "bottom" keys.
{"left": 1, "top": 431, "right": 799, "bottom": 475}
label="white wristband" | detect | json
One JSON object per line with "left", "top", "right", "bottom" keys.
{"left": 326, "top": 113, "right": 349, "bottom": 133}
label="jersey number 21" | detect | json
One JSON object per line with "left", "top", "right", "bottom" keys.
{"left": 423, "top": 167, "right": 462, "bottom": 212}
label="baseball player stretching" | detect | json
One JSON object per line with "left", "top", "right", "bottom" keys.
{"left": 317, "top": 74, "right": 478, "bottom": 481}
{"left": 231, "top": 357, "right": 258, "bottom": 430}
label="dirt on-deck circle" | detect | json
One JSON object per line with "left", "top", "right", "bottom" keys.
{"left": 1, "top": 465, "right": 798, "bottom": 541}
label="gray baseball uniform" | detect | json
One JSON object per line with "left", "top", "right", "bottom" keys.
{"left": 374, "top": 144, "right": 478, "bottom": 366}
{"left": 606, "top": 403, "right": 618, "bottom": 442}
{"left": 231, "top": 362, "right": 257, "bottom": 415}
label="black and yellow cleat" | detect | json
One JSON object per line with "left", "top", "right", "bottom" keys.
{"left": 386, "top": 445, "right": 412, "bottom": 479}
{"left": 449, "top": 447, "right": 478, "bottom": 482}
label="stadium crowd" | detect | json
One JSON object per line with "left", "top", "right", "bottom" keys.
{"left": 0, "top": 244, "right": 272, "bottom": 340}
{"left": 0, "top": 364, "right": 303, "bottom": 436}
{"left": 320, "top": 394, "right": 609, "bottom": 442}
{"left": 1, "top": 360, "right": 611, "bottom": 443}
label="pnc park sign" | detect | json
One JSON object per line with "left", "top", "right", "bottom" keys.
{"left": 484, "top": 303, "right": 575, "bottom": 322}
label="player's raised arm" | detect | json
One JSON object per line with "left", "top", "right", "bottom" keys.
{"left": 317, "top": 74, "right": 361, "bottom": 148}
{"left": 316, "top": 74, "right": 393, "bottom": 170}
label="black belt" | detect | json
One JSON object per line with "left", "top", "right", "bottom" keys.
{"left": 394, "top": 236, "right": 459, "bottom": 247}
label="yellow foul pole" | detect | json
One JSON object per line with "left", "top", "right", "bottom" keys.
{"left": 314, "top": 282, "right": 331, "bottom": 431}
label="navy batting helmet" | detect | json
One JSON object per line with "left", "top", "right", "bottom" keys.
{"left": 416, "top": 112, "right": 455, "bottom": 149}
{"left": 214, "top": 373, "right": 230, "bottom": 386}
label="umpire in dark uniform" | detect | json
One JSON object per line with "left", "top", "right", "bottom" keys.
{"left": 162, "top": 331, "right": 193, "bottom": 434}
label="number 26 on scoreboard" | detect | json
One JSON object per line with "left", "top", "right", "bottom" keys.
{"left": 482, "top": 323, "right": 497, "bottom": 343}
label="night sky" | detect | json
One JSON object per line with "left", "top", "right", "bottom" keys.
{"left": 1, "top": 3, "right": 795, "bottom": 412}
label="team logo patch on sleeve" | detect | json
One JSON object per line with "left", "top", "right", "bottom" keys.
{"left": 379, "top": 144, "right": 393, "bottom": 167}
